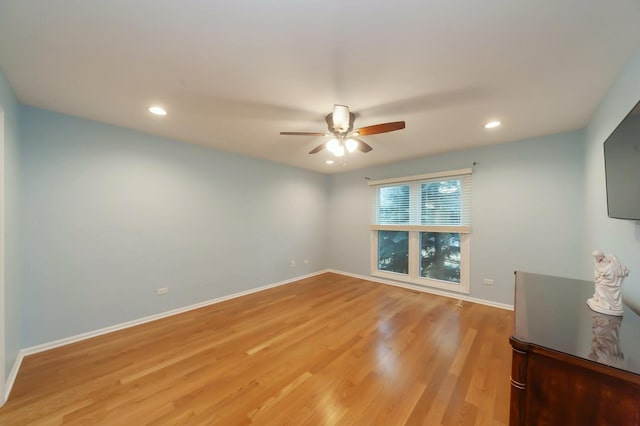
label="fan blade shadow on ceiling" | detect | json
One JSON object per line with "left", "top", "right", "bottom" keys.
{"left": 174, "top": 93, "right": 320, "bottom": 121}
{"left": 358, "top": 87, "right": 490, "bottom": 117}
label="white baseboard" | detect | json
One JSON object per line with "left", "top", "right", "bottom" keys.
{"left": 3, "top": 269, "right": 330, "bottom": 401}
{"left": 328, "top": 269, "right": 514, "bottom": 311}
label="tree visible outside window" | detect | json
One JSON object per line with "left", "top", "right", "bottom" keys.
{"left": 420, "top": 231, "right": 460, "bottom": 283}
{"left": 378, "top": 230, "right": 408, "bottom": 274}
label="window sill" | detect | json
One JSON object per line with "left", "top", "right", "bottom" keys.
{"left": 371, "top": 270, "right": 470, "bottom": 294}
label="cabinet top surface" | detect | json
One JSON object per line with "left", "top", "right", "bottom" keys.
{"left": 513, "top": 271, "right": 640, "bottom": 376}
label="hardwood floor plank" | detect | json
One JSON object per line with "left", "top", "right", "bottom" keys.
{"left": 0, "top": 273, "right": 513, "bottom": 425}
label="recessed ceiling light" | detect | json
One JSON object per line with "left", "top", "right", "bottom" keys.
{"left": 326, "top": 160, "right": 334, "bottom": 165}
{"left": 484, "top": 121, "right": 501, "bottom": 129}
{"left": 148, "top": 106, "right": 167, "bottom": 116}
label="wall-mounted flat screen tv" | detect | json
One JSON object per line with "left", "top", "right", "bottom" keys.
{"left": 604, "top": 101, "right": 640, "bottom": 220}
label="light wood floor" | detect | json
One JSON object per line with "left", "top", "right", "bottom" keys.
{"left": 0, "top": 273, "right": 513, "bottom": 425}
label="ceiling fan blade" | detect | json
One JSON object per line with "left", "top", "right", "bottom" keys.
{"left": 354, "top": 121, "right": 405, "bottom": 136}
{"left": 280, "top": 131, "right": 328, "bottom": 136}
{"left": 309, "top": 143, "right": 325, "bottom": 154}
{"left": 355, "top": 139, "right": 373, "bottom": 153}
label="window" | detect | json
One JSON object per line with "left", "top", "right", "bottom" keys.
{"left": 370, "top": 169, "right": 472, "bottom": 293}
{"left": 377, "top": 230, "right": 409, "bottom": 274}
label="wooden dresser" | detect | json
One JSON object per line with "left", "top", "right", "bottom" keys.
{"left": 510, "top": 271, "right": 640, "bottom": 426}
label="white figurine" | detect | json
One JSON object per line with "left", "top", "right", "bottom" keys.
{"left": 587, "top": 250, "right": 629, "bottom": 316}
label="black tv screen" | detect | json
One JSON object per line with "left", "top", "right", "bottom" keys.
{"left": 604, "top": 101, "right": 640, "bottom": 220}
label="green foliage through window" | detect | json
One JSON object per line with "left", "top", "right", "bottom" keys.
{"left": 420, "top": 232, "right": 460, "bottom": 283}
{"left": 378, "top": 231, "right": 408, "bottom": 274}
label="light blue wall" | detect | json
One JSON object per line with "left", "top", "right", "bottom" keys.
{"left": 8, "top": 46, "right": 640, "bottom": 349}
{"left": 328, "top": 130, "right": 585, "bottom": 306}
{"left": 0, "top": 67, "right": 21, "bottom": 382}
{"left": 19, "top": 106, "right": 329, "bottom": 347}
{"left": 584, "top": 48, "right": 640, "bottom": 312}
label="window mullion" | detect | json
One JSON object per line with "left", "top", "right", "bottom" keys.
{"left": 408, "top": 231, "right": 419, "bottom": 280}
{"left": 409, "top": 181, "right": 420, "bottom": 225}
{"left": 408, "top": 182, "right": 419, "bottom": 279}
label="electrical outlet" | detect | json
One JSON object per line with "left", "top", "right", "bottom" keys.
{"left": 290, "top": 259, "right": 296, "bottom": 268}
{"left": 156, "top": 287, "right": 168, "bottom": 295}
{"left": 483, "top": 278, "right": 494, "bottom": 286}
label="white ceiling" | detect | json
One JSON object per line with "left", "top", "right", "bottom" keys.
{"left": 1, "top": 1, "right": 640, "bottom": 174}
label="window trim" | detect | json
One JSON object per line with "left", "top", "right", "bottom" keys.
{"left": 369, "top": 224, "right": 471, "bottom": 233}
{"left": 367, "top": 168, "right": 472, "bottom": 187}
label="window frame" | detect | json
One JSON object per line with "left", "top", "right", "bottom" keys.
{"left": 369, "top": 169, "right": 472, "bottom": 294}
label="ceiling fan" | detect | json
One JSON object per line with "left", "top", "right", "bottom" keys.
{"left": 280, "top": 104, "right": 406, "bottom": 157}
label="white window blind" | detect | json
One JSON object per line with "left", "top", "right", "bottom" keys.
{"left": 369, "top": 169, "right": 472, "bottom": 233}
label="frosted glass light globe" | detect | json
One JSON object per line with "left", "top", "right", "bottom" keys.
{"left": 345, "top": 138, "right": 358, "bottom": 152}
{"left": 326, "top": 138, "right": 339, "bottom": 153}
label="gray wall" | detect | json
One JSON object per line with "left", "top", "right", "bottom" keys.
{"left": 19, "top": 106, "right": 329, "bottom": 347}
{"left": 584, "top": 48, "right": 640, "bottom": 312}
{"left": 328, "top": 130, "right": 586, "bottom": 306}
{"left": 0, "top": 67, "right": 21, "bottom": 382}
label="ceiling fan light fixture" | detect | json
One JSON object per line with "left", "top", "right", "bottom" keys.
{"left": 279, "top": 104, "right": 406, "bottom": 158}
{"left": 345, "top": 138, "right": 358, "bottom": 153}
{"left": 332, "top": 104, "right": 350, "bottom": 132}
{"left": 326, "top": 138, "right": 340, "bottom": 154}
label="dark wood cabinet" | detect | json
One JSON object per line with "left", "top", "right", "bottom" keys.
{"left": 510, "top": 272, "right": 640, "bottom": 426}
